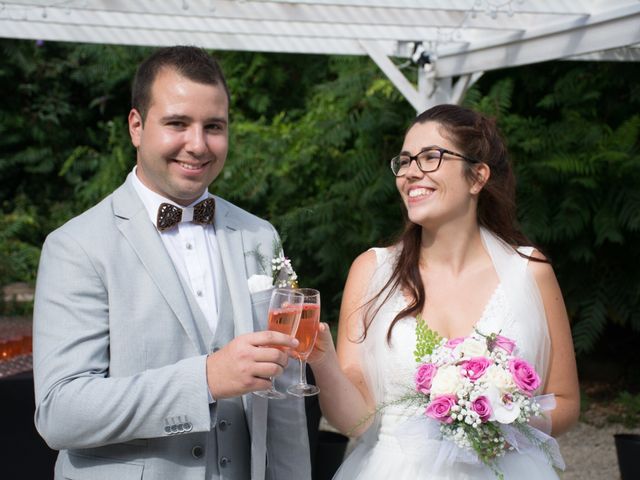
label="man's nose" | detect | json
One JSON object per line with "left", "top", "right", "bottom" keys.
{"left": 185, "top": 127, "right": 207, "bottom": 156}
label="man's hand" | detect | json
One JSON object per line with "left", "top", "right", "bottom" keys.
{"left": 206, "top": 331, "right": 299, "bottom": 399}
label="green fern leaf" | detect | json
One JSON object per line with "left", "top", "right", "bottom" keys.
{"left": 414, "top": 314, "right": 442, "bottom": 363}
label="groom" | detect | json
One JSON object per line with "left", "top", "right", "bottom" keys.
{"left": 32, "top": 46, "right": 311, "bottom": 480}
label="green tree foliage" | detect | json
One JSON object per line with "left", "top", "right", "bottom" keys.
{"left": 217, "top": 56, "right": 412, "bottom": 314}
{"left": 1, "top": 40, "right": 638, "bottom": 359}
{"left": 0, "top": 41, "right": 139, "bottom": 284}
{"left": 467, "top": 63, "right": 640, "bottom": 355}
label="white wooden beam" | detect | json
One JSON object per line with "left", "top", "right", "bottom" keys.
{"left": 0, "top": 0, "right": 638, "bottom": 86}
{"left": 0, "top": 17, "right": 397, "bottom": 56}
{"left": 362, "top": 40, "right": 483, "bottom": 113}
{"left": 451, "top": 72, "right": 483, "bottom": 105}
{"left": 565, "top": 45, "right": 640, "bottom": 62}
{"left": 360, "top": 40, "right": 423, "bottom": 112}
{"left": 435, "top": 3, "right": 640, "bottom": 77}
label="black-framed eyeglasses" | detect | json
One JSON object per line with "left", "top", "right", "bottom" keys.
{"left": 390, "top": 146, "right": 478, "bottom": 177}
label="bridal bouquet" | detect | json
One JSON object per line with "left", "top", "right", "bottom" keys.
{"left": 406, "top": 320, "right": 562, "bottom": 478}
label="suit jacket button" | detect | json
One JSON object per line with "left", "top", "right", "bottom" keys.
{"left": 219, "top": 456, "right": 230, "bottom": 467}
{"left": 183, "top": 422, "right": 193, "bottom": 432}
{"left": 191, "top": 445, "right": 204, "bottom": 459}
{"left": 164, "top": 426, "right": 172, "bottom": 434}
{"left": 218, "top": 419, "right": 230, "bottom": 431}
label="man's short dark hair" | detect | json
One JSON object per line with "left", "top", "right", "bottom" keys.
{"left": 131, "top": 45, "right": 230, "bottom": 122}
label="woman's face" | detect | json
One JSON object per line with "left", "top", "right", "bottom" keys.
{"left": 395, "top": 121, "right": 483, "bottom": 228}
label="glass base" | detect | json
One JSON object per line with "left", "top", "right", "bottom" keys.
{"left": 287, "top": 383, "right": 320, "bottom": 397}
{"left": 253, "top": 388, "right": 287, "bottom": 400}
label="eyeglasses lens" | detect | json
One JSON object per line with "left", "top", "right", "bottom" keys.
{"left": 392, "top": 149, "right": 442, "bottom": 176}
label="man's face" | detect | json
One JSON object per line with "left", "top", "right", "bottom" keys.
{"left": 129, "top": 67, "right": 229, "bottom": 206}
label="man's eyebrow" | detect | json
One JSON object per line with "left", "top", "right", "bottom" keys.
{"left": 160, "top": 114, "right": 190, "bottom": 123}
{"left": 160, "top": 114, "right": 227, "bottom": 125}
{"left": 205, "top": 116, "right": 228, "bottom": 125}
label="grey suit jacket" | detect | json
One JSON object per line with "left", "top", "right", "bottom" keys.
{"left": 33, "top": 176, "right": 311, "bottom": 479}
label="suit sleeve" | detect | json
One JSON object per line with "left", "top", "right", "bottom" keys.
{"left": 32, "top": 229, "right": 212, "bottom": 450}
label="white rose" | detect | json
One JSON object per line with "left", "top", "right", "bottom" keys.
{"left": 247, "top": 274, "right": 273, "bottom": 294}
{"left": 484, "top": 365, "right": 516, "bottom": 393}
{"left": 458, "top": 337, "right": 489, "bottom": 359}
{"left": 430, "top": 365, "right": 463, "bottom": 396}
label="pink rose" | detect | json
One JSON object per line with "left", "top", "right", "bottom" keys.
{"left": 444, "top": 337, "right": 465, "bottom": 349}
{"left": 493, "top": 335, "right": 516, "bottom": 354}
{"left": 460, "top": 357, "right": 491, "bottom": 381}
{"left": 415, "top": 363, "right": 438, "bottom": 394}
{"left": 425, "top": 394, "right": 457, "bottom": 424}
{"left": 509, "top": 358, "right": 541, "bottom": 393}
{"left": 471, "top": 396, "right": 492, "bottom": 422}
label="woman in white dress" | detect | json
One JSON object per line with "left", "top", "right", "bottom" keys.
{"left": 308, "top": 104, "right": 580, "bottom": 479}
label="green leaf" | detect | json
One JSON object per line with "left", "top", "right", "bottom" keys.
{"left": 414, "top": 314, "right": 442, "bottom": 363}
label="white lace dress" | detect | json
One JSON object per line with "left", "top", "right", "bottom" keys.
{"left": 333, "top": 238, "right": 563, "bottom": 480}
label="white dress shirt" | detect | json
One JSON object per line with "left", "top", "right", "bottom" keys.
{"left": 131, "top": 167, "right": 220, "bottom": 335}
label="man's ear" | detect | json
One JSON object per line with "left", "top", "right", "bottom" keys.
{"left": 128, "top": 108, "right": 143, "bottom": 148}
{"left": 470, "top": 163, "right": 491, "bottom": 194}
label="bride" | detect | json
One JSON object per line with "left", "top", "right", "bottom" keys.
{"left": 309, "top": 104, "right": 579, "bottom": 479}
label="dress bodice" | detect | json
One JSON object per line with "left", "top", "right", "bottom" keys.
{"left": 365, "top": 242, "right": 550, "bottom": 411}
{"left": 379, "top": 284, "right": 510, "bottom": 405}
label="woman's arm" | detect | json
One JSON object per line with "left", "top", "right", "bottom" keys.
{"left": 308, "top": 250, "right": 378, "bottom": 437}
{"left": 529, "top": 253, "right": 580, "bottom": 436}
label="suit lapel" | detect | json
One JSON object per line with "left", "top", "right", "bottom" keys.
{"left": 112, "top": 178, "right": 209, "bottom": 354}
{"left": 214, "top": 199, "right": 254, "bottom": 338}
{"left": 214, "top": 197, "right": 268, "bottom": 479}
{"left": 213, "top": 245, "right": 234, "bottom": 340}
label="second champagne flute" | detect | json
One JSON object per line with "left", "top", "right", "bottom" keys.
{"left": 287, "top": 288, "right": 321, "bottom": 397}
{"left": 253, "top": 288, "right": 304, "bottom": 399}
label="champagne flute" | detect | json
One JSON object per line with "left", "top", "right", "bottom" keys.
{"left": 287, "top": 288, "right": 321, "bottom": 397}
{"left": 254, "top": 288, "right": 304, "bottom": 399}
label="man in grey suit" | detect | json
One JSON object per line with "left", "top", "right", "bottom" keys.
{"left": 33, "top": 46, "right": 311, "bottom": 480}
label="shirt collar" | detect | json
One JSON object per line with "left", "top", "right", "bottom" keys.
{"left": 130, "top": 166, "right": 211, "bottom": 227}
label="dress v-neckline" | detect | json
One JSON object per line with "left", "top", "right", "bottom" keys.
{"left": 399, "top": 283, "right": 502, "bottom": 340}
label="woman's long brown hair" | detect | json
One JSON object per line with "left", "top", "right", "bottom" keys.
{"left": 359, "top": 104, "right": 542, "bottom": 344}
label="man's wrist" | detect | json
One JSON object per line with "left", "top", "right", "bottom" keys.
{"left": 205, "top": 353, "right": 217, "bottom": 404}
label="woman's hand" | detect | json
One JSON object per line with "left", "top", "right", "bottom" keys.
{"left": 307, "top": 322, "right": 337, "bottom": 367}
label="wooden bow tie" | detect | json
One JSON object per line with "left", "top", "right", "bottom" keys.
{"left": 156, "top": 198, "right": 215, "bottom": 232}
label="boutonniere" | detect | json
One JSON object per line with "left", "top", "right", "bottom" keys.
{"left": 246, "top": 241, "right": 298, "bottom": 293}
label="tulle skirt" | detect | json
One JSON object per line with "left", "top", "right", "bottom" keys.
{"left": 333, "top": 411, "right": 560, "bottom": 480}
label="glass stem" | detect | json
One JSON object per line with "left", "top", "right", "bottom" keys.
{"left": 298, "top": 358, "right": 307, "bottom": 385}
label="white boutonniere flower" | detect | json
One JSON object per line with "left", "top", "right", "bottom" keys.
{"left": 247, "top": 274, "right": 274, "bottom": 294}
{"left": 246, "top": 241, "right": 298, "bottom": 293}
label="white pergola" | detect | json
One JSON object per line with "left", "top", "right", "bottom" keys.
{"left": 1, "top": 0, "right": 639, "bottom": 112}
